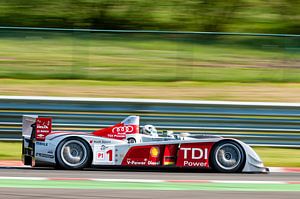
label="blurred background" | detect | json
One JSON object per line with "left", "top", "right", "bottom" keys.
{"left": 0, "top": 0, "right": 299, "bottom": 167}
{"left": 0, "top": 0, "right": 299, "bottom": 33}
{"left": 0, "top": 0, "right": 299, "bottom": 102}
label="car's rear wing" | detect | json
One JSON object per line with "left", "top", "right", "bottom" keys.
{"left": 22, "top": 115, "right": 52, "bottom": 141}
{"left": 22, "top": 115, "right": 38, "bottom": 139}
{"left": 22, "top": 115, "right": 52, "bottom": 166}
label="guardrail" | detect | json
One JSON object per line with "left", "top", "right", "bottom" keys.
{"left": 0, "top": 96, "right": 299, "bottom": 147}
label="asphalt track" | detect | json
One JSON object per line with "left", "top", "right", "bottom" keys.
{"left": 0, "top": 167, "right": 299, "bottom": 199}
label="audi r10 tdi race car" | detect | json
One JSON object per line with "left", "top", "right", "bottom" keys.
{"left": 22, "top": 115, "right": 268, "bottom": 173}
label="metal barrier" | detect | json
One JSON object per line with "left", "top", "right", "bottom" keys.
{"left": 0, "top": 96, "right": 299, "bottom": 147}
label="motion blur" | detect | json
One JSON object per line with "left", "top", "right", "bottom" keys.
{"left": 0, "top": 1, "right": 299, "bottom": 199}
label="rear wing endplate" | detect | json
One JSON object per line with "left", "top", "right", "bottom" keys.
{"left": 22, "top": 115, "right": 52, "bottom": 141}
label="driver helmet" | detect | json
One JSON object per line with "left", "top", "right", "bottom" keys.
{"left": 143, "top": 125, "right": 158, "bottom": 137}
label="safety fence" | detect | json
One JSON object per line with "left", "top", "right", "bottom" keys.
{"left": 0, "top": 26, "right": 299, "bottom": 83}
{"left": 0, "top": 96, "right": 299, "bottom": 147}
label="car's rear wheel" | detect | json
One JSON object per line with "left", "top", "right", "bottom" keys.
{"left": 56, "top": 138, "right": 91, "bottom": 169}
{"left": 210, "top": 140, "right": 245, "bottom": 173}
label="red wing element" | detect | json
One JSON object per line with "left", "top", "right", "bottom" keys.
{"left": 91, "top": 116, "right": 139, "bottom": 140}
{"left": 35, "top": 117, "right": 52, "bottom": 141}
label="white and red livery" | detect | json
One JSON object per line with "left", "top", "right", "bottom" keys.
{"left": 22, "top": 115, "right": 268, "bottom": 173}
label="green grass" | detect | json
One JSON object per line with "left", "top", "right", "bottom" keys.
{"left": 0, "top": 142, "right": 22, "bottom": 160}
{"left": 0, "top": 34, "right": 299, "bottom": 83}
{"left": 0, "top": 142, "right": 298, "bottom": 167}
{"left": 253, "top": 147, "right": 300, "bottom": 167}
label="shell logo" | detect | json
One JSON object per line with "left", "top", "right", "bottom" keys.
{"left": 150, "top": 147, "right": 160, "bottom": 158}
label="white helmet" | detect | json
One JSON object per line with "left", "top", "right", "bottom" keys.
{"left": 143, "top": 125, "right": 158, "bottom": 137}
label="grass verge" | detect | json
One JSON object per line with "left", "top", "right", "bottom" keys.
{"left": 253, "top": 147, "right": 300, "bottom": 167}
{"left": 1, "top": 79, "right": 300, "bottom": 102}
{"left": 0, "top": 34, "right": 299, "bottom": 83}
{"left": 0, "top": 142, "right": 22, "bottom": 160}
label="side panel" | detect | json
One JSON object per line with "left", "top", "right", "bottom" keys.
{"left": 121, "top": 145, "right": 164, "bottom": 166}
{"left": 176, "top": 142, "right": 214, "bottom": 168}
{"left": 120, "top": 141, "right": 215, "bottom": 169}
{"left": 34, "top": 141, "right": 56, "bottom": 164}
{"left": 35, "top": 133, "right": 127, "bottom": 166}
{"left": 35, "top": 133, "right": 224, "bottom": 170}
{"left": 93, "top": 144, "right": 115, "bottom": 165}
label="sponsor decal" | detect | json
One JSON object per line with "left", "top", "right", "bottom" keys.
{"left": 37, "top": 134, "right": 45, "bottom": 139}
{"left": 36, "top": 153, "right": 54, "bottom": 159}
{"left": 92, "top": 121, "right": 138, "bottom": 140}
{"left": 147, "top": 160, "right": 160, "bottom": 166}
{"left": 35, "top": 142, "right": 48, "bottom": 146}
{"left": 180, "top": 147, "right": 208, "bottom": 160}
{"left": 176, "top": 143, "right": 213, "bottom": 168}
{"left": 47, "top": 150, "right": 54, "bottom": 154}
{"left": 121, "top": 145, "right": 163, "bottom": 166}
{"left": 183, "top": 161, "right": 207, "bottom": 167}
{"left": 150, "top": 147, "right": 160, "bottom": 158}
{"left": 96, "top": 145, "right": 108, "bottom": 160}
{"left": 36, "top": 118, "right": 52, "bottom": 141}
{"left": 126, "top": 158, "right": 160, "bottom": 166}
{"left": 97, "top": 152, "right": 105, "bottom": 160}
{"left": 94, "top": 140, "right": 112, "bottom": 144}
{"left": 112, "top": 126, "right": 134, "bottom": 134}
{"left": 94, "top": 145, "right": 115, "bottom": 165}
{"left": 100, "top": 145, "right": 108, "bottom": 150}
{"left": 109, "top": 134, "right": 124, "bottom": 139}
{"left": 180, "top": 147, "right": 209, "bottom": 167}
{"left": 37, "top": 124, "right": 50, "bottom": 129}
{"left": 126, "top": 159, "right": 147, "bottom": 165}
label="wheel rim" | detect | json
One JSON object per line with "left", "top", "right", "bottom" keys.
{"left": 60, "top": 140, "right": 87, "bottom": 167}
{"left": 215, "top": 143, "right": 242, "bottom": 171}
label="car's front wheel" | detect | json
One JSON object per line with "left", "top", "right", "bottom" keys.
{"left": 56, "top": 138, "right": 91, "bottom": 169}
{"left": 210, "top": 140, "right": 245, "bottom": 173}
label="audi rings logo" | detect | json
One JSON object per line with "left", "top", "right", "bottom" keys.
{"left": 112, "top": 126, "right": 134, "bottom": 134}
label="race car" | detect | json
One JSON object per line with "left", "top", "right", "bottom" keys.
{"left": 22, "top": 115, "right": 268, "bottom": 173}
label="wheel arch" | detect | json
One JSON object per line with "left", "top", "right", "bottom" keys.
{"left": 55, "top": 136, "right": 93, "bottom": 169}
{"left": 209, "top": 138, "right": 246, "bottom": 172}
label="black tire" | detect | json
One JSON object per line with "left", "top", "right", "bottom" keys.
{"left": 210, "top": 140, "right": 246, "bottom": 173}
{"left": 127, "top": 138, "right": 136, "bottom": 144}
{"left": 56, "top": 138, "right": 92, "bottom": 170}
